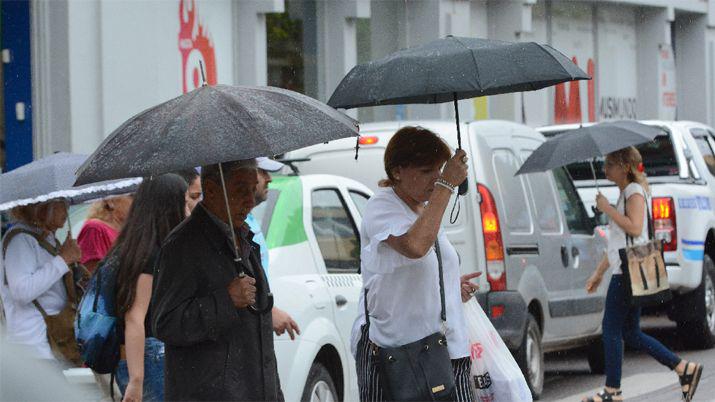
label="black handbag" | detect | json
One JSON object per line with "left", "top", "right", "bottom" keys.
{"left": 365, "top": 241, "right": 456, "bottom": 401}
{"left": 619, "top": 193, "right": 672, "bottom": 307}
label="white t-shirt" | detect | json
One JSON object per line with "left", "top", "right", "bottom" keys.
{"left": 607, "top": 183, "right": 650, "bottom": 274}
{"left": 349, "top": 188, "right": 470, "bottom": 359}
{"left": 0, "top": 223, "right": 69, "bottom": 359}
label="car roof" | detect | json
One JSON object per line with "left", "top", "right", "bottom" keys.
{"left": 299, "top": 119, "right": 545, "bottom": 153}
{"left": 538, "top": 120, "right": 713, "bottom": 135}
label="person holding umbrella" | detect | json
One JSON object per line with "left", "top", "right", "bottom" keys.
{"left": 1, "top": 199, "right": 82, "bottom": 363}
{"left": 151, "top": 159, "right": 283, "bottom": 401}
{"left": 0, "top": 152, "right": 140, "bottom": 366}
{"left": 581, "top": 147, "right": 702, "bottom": 402}
{"left": 353, "top": 127, "right": 480, "bottom": 401}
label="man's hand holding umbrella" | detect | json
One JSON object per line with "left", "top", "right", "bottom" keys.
{"left": 227, "top": 275, "right": 257, "bottom": 308}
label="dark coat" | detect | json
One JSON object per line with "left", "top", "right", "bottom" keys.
{"left": 151, "top": 204, "right": 283, "bottom": 401}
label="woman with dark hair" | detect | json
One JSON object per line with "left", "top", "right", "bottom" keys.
{"left": 351, "top": 126, "right": 480, "bottom": 401}
{"left": 174, "top": 168, "right": 202, "bottom": 214}
{"left": 112, "top": 174, "right": 188, "bottom": 402}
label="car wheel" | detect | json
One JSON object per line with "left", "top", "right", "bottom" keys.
{"left": 515, "top": 314, "right": 544, "bottom": 400}
{"left": 585, "top": 337, "right": 605, "bottom": 374}
{"left": 300, "top": 362, "right": 338, "bottom": 402}
{"left": 678, "top": 255, "right": 715, "bottom": 350}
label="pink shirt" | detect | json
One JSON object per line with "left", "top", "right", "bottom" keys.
{"left": 77, "top": 219, "right": 118, "bottom": 271}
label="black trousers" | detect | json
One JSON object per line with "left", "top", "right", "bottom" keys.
{"left": 356, "top": 324, "right": 474, "bottom": 402}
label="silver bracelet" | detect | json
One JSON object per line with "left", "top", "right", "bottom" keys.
{"left": 434, "top": 179, "right": 455, "bottom": 193}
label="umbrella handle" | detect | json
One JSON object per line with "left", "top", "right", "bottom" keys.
{"left": 458, "top": 180, "right": 468, "bottom": 195}
{"left": 453, "top": 94, "right": 468, "bottom": 196}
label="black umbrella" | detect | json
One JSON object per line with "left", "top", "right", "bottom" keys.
{"left": 75, "top": 84, "right": 358, "bottom": 186}
{"left": 516, "top": 120, "right": 664, "bottom": 189}
{"left": 75, "top": 82, "right": 358, "bottom": 314}
{"left": 328, "top": 35, "right": 589, "bottom": 193}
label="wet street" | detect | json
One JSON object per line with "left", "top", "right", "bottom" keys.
{"left": 542, "top": 316, "right": 715, "bottom": 401}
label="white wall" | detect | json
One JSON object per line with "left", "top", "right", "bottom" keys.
{"left": 36, "top": 0, "right": 237, "bottom": 156}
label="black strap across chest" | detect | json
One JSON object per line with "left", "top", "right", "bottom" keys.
{"left": 364, "top": 239, "right": 447, "bottom": 328}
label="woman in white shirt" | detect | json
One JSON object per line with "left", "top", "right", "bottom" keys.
{"left": 0, "top": 200, "right": 81, "bottom": 361}
{"left": 352, "top": 126, "right": 481, "bottom": 402}
{"left": 583, "top": 147, "right": 701, "bottom": 402}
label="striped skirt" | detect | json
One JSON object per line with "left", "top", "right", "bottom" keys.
{"left": 355, "top": 324, "right": 474, "bottom": 402}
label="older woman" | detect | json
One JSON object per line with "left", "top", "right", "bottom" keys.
{"left": 351, "top": 126, "right": 480, "bottom": 402}
{"left": 0, "top": 200, "right": 82, "bottom": 361}
{"left": 77, "top": 195, "right": 133, "bottom": 272}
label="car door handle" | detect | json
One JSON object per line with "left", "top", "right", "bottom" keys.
{"left": 335, "top": 295, "right": 348, "bottom": 307}
{"left": 571, "top": 246, "right": 580, "bottom": 269}
{"left": 560, "top": 245, "right": 569, "bottom": 268}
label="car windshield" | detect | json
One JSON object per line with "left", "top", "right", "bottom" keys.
{"left": 543, "top": 128, "right": 678, "bottom": 180}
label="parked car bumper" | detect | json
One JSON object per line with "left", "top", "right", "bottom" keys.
{"left": 476, "top": 291, "right": 528, "bottom": 350}
{"left": 664, "top": 246, "right": 703, "bottom": 291}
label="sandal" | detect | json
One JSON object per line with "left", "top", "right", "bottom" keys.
{"left": 582, "top": 388, "right": 623, "bottom": 402}
{"left": 679, "top": 361, "right": 703, "bottom": 401}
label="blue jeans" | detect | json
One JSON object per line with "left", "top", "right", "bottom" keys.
{"left": 603, "top": 275, "right": 680, "bottom": 388}
{"left": 116, "top": 337, "right": 165, "bottom": 402}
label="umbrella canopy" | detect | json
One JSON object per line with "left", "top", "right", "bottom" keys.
{"left": 516, "top": 120, "right": 664, "bottom": 176}
{"left": 75, "top": 85, "right": 359, "bottom": 186}
{"left": 328, "top": 36, "right": 590, "bottom": 109}
{"left": 0, "top": 152, "right": 140, "bottom": 212}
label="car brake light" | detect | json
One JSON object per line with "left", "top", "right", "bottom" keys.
{"left": 652, "top": 197, "right": 677, "bottom": 251}
{"left": 358, "top": 136, "right": 379, "bottom": 145}
{"left": 478, "top": 183, "right": 506, "bottom": 291}
{"left": 491, "top": 305, "right": 505, "bottom": 319}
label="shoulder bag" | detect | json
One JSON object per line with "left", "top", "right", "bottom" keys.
{"left": 619, "top": 192, "right": 672, "bottom": 307}
{"left": 364, "top": 240, "right": 456, "bottom": 401}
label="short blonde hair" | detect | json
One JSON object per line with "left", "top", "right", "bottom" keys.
{"left": 87, "top": 200, "right": 114, "bottom": 223}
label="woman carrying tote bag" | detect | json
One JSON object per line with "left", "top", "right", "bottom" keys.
{"left": 351, "top": 126, "right": 481, "bottom": 402}
{"left": 583, "top": 147, "right": 703, "bottom": 402}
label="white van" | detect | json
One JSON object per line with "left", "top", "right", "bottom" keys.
{"left": 286, "top": 120, "right": 609, "bottom": 399}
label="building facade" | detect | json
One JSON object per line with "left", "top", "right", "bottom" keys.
{"left": 2, "top": 0, "right": 715, "bottom": 170}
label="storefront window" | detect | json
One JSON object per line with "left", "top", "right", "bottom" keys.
{"left": 267, "top": 0, "right": 317, "bottom": 98}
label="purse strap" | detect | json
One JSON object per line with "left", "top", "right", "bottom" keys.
{"left": 364, "top": 240, "right": 447, "bottom": 328}
{"left": 622, "top": 187, "right": 654, "bottom": 246}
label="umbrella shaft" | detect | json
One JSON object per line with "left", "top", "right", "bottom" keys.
{"left": 453, "top": 94, "right": 461, "bottom": 149}
{"left": 218, "top": 163, "right": 242, "bottom": 265}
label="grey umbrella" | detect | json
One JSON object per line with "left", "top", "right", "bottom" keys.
{"left": 74, "top": 84, "right": 359, "bottom": 186}
{"left": 515, "top": 120, "right": 664, "bottom": 189}
{"left": 0, "top": 152, "right": 140, "bottom": 212}
{"left": 327, "top": 35, "right": 589, "bottom": 194}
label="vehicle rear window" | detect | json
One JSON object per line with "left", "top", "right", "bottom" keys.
{"left": 492, "top": 149, "right": 533, "bottom": 232}
{"left": 543, "top": 129, "right": 678, "bottom": 180}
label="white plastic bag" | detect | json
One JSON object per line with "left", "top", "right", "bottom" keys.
{"left": 464, "top": 298, "right": 532, "bottom": 402}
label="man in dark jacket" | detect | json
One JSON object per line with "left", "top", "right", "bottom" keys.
{"left": 151, "top": 159, "right": 283, "bottom": 401}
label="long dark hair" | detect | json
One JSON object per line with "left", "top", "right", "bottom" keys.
{"left": 114, "top": 174, "right": 188, "bottom": 320}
